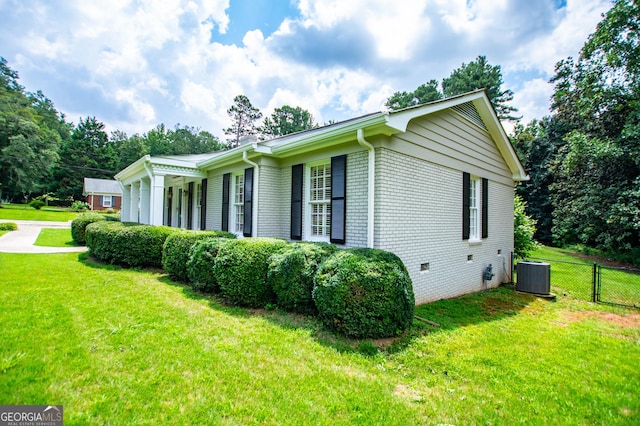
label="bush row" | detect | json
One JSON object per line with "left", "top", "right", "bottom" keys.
{"left": 185, "top": 238, "right": 414, "bottom": 338}
{"left": 86, "top": 222, "right": 176, "bottom": 268}
{"left": 84, "top": 221, "right": 415, "bottom": 338}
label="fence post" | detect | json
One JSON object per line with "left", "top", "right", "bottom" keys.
{"left": 591, "top": 263, "right": 597, "bottom": 303}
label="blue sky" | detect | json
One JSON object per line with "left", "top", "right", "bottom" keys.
{"left": 0, "top": 0, "right": 613, "bottom": 138}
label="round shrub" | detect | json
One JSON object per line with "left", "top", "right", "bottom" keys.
{"left": 70, "top": 201, "right": 90, "bottom": 212}
{"left": 71, "top": 213, "right": 106, "bottom": 244}
{"left": 162, "top": 230, "right": 235, "bottom": 282}
{"left": 86, "top": 221, "right": 178, "bottom": 268}
{"left": 313, "top": 248, "right": 415, "bottom": 338}
{"left": 186, "top": 238, "right": 235, "bottom": 293}
{"left": 267, "top": 242, "right": 337, "bottom": 314}
{"left": 214, "top": 238, "right": 288, "bottom": 307}
{"left": 0, "top": 222, "right": 18, "bottom": 231}
{"left": 28, "top": 199, "right": 45, "bottom": 210}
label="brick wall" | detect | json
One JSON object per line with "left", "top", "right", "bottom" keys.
{"left": 86, "top": 194, "right": 122, "bottom": 210}
{"left": 375, "top": 148, "right": 514, "bottom": 305}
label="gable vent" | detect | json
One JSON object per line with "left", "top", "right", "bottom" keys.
{"left": 451, "top": 102, "right": 487, "bottom": 131}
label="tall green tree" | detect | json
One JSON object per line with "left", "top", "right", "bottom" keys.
{"left": 442, "top": 55, "right": 519, "bottom": 121}
{"left": 509, "top": 0, "right": 640, "bottom": 259}
{"left": 51, "top": 117, "right": 117, "bottom": 200}
{"left": 261, "top": 105, "right": 316, "bottom": 138}
{"left": 224, "top": 95, "right": 262, "bottom": 147}
{"left": 0, "top": 57, "right": 65, "bottom": 201}
{"left": 385, "top": 56, "right": 518, "bottom": 121}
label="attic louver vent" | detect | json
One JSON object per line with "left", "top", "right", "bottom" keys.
{"left": 452, "top": 102, "right": 487, "bottom": 131}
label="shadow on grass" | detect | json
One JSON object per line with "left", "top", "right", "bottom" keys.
{"left": 78, "top": 253, "right": 539, "bottom": 356}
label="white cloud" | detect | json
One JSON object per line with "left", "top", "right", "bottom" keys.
{"left": 115, "top": 88, "right": 156, "bottom": 124}
{"left": 0, "top": 0, "right": 615, "bottom": 139}
{"left": 512, "top": 77, "right": 554, "bottom": 124}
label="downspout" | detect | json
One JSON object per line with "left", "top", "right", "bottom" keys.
{"left": 242, "top": 150, "right": 259, "bottom": 238}
{"left": 357, "top": 128, "right": 375, "bottom": 248}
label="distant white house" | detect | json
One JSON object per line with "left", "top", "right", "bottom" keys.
{"left": 115, "top": 90, "right": 528, "bottom": 304}
{"left": 83, "top": 178, "right": 122, "bottom": 210}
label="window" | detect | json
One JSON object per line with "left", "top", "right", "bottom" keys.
{"left": 469, "top": 177, "right": 479, "bottom": 240}
{"left": 231, "top": 173, "right": 244, "bottom": 235}
{"left": 463, "top": 173, "right": 487, "bottom": 241}
{"left": 102, "top": 195, "right": 112, "bottom": 208}
{"left": 308, "top": 161, "right": 331, "bottom": 240}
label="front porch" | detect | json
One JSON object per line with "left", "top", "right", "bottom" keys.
{"left": 116, "top": 154, "right": 211, "bottom": 229}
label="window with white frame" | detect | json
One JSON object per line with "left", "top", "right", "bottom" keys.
{"left": 102, "top": 195, "right": 112, "bottom": 208}
{"left": 231, "top": 173, "right": 244, "bottom": 235}
{"left": 308, "top": 161, "right": 331, "bottom": 240}
{"left": 469, "top": 177, "right": 480, "bottom": 240}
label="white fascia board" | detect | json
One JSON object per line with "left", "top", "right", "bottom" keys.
{"left": 114, "top": 155, "right": 150, "bottom": 181}
{"left": 197, "top": 144, "right": 255, "bottom": 169}
{"left": 385, "top": 90, "right": 487, "bottom": 132}
{"left": 470, "top": 96, "right": 529, "bottom": 181}
{"left": 268, "top": 114, "right": 394, "bottom": 157}
{"left": 386, "top": 90, "right": 529, "bottom": 182}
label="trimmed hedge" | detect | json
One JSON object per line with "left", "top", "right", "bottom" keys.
{"left": 162, "top": 230, "right": 235, "bottom": 282}
{"left": 0, "top": 222, "right": 18, "bottom": 231}
{"left": 313, "top": 248, "right": 415, "bottom": 338}
{"left": 214, "top": 238, "right": 288, "bottom": 307}
{"left": 86, "top": 222, "right": 176, "bottom": 268}
{"left": 71, "top": 213, "right": 107, "bottom": 244}
{"left": 267, "top": 242, "right": 337, "bottom": 314}
{"left": 186, "top": 238, "right": 235, "bottom": 293}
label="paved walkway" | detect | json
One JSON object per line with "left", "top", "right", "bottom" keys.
{"left": 0, "top": 220, "right": 88, "bottom": 253}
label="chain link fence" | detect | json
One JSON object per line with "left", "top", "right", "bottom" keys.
{"left": 518, "top": 258, "right": 640, "bottom": 309}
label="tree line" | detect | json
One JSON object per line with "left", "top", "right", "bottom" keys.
{"left": 512, "top": 0, "right": 639, "bottom": 262}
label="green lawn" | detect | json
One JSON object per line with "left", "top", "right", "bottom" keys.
{"left": 1, "top": 253, "right": 638, "bottom": 424}
{"left": 34, "top": 228, "right": 77, "bottom": 247}
{"left": 0, "top": 204, "right": 79, "bottom": 222}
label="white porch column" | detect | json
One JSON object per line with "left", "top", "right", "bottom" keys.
{"left": 120, "top": 184, "right": 131, "bottom": 222}
{"left": 130, "top": 182, "right": 140, "bottom": 223}
{"left": 150, "top": 175, "right": 165, "bottom": 226}
{"left": 139, "top": 177, "right": 151, "bottom": 225}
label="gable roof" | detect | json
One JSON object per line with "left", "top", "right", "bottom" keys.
{"left": 116, "top": 90, "right": 528, "bottom": 183}
{"left": 83, "top": 178, "right": 122, "bottom": 195}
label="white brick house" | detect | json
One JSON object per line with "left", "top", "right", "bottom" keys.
{"left": 115, "top": 90, "right": 528, "bottom": 304}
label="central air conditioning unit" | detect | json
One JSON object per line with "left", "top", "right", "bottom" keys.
{"left": 516, "top": 261, "right": 551, "bottom": 295}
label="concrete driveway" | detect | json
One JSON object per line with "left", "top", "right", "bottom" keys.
{"left": 0, "top": 220, "right": 88, "bottom": 253}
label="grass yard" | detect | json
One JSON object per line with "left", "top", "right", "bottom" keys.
{"left": 34, "top": 228, "right": 78, "bottom": 247}
{"left": 0, "top": 204, "right": 79, "bottom": 222}
{"left": 0, "top": 252, "right": 638, "bottom": 425}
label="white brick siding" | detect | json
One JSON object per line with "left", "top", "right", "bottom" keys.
{"left": 206, "top": 173, "right": 222, "bottom": 231}
{"left": 375, "top": 148, "right": 514, "bottom": 305}
{"left": 257, "top": 165, "right": 287, "bottom": 238}
{"left": 344, "top": 151, "right": 368, "bottom": 248}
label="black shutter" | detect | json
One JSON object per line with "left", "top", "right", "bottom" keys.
{"left": 222, "top": 173, "right": 230, "bottom": 232}
{"left": 167, "top": 187, "right": 173, "bottom": 226}
{"left": 482, "top": 178, "right": 488, "bottom": 239}
{"left": 330, "top": 155, "right": 347, "bottom": 244}
{"left": 462, "top": 172, "right": 470, "bottom": 240}
{"left": 243, "top": 167, "right": 254, "bottom": 237}
{"left": 187, "top": 182, "right": 194, "bottom": 229}
{"left": 200, "top": 178, "right": 208, "bottom": 230}
{"left": 291, "top": 164, "right": 303, "bottom": 240}
{"left": 98, "top": 195, "right": 103, "bottom": 207}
